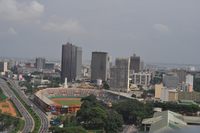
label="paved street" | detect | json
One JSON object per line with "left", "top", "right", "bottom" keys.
{"left": 0, "top": 78, "right": 34, "bottom": 133}
{"left": 7, "top": 79, "right": 49, "bottom": 133}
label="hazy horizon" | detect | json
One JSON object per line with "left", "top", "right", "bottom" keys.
{"left": 0, "top": 0, "right": 200, "bottom": 64}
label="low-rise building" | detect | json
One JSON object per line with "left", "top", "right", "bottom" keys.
{"left": 155, "top": 84, "right": 163, "bottom": 99}
{"left": 178, "top": 91, "right": 200, "bottom": 102}
{"left": 155, "top": 83, "right": 178, "bottom": 102}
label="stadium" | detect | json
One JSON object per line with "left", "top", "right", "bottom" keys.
{"left": 34, "top": 87, "right": 121, "bottom": 114}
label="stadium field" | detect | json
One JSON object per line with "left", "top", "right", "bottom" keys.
{"left": 51, "top": 98, "right": 81, "bottom": 106}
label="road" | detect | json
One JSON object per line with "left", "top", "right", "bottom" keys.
{"left": 7, "top": 79, "right": 49, "bottom": 133}
{"left": 0, "top": 78, "right": 34, "bottom": 133}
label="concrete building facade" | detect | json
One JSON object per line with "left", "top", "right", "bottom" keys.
{"left": 155, "top": 83, "right": 178, "bottom": 101}
{"left": 186, "top": 74, "right": 193, "bottom": 92}
{"left": 35, "top": 57, "right": 46, "bottom": 70}
{"left": 45, "top": 63, "right": 55, "bottom": 70}
{"left": 173, "top": 69, "right": 187, "bottom": 83}
{"left": 75, "top": 47, "right": 82, "bottom": 80}
{"left": 130, "top": 54, "right": 140, "bottom": 73}
{"left": 155, "top": 84, "right": 163, "bottom": 99}
{"left": 0, "top": 61, "right": 8, "bottom": 74}
{"left": 132, "top": 72, "right": 151, "bottom": 87}
{"left": 163, "top": 73, "right": 179, "bottom": 88}
{"left": 91, "top": 52, "right": 109, "bottom": 81}
{"left": 109, "top": 58, "right": 130, "bottom": 92}
{"left": 61, "top": 42, "right": 82, "bottom": 82}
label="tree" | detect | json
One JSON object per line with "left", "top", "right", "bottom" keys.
{"left": 0, "top": 113, "right": 20, "bottom": 132}
{"left": 49, "top": 126, "right": 87, "bottom": 133}
{"left": 105, "top": 110, "right": 123, "bottom": 133}
{"left": 77, "top": 105, "right": 107, "bottom": 129}
{"left": 81, "top": 94, "right": 97, "bottom": 103}
{"left": 150, "top": 77, "right": 162, "bottom": 85}
{"left": 77, "top": 95, "right": 123, "bottom": 133}
{"left": 103, "top": 81, "right": 110, "bottom": 90}
{"left": 113, "top": 99, "right": 153, "bottom": 126}
{"left": 194, "top": 77, "right": 200, "bottom": 92}
{"left": 153, "top": 101, "right": 200, "bottom": 114}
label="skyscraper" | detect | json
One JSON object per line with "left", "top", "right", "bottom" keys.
{"left": 35, "top": 57, "right": 46, "bottom": 70}
{"left": 91, "top": 52, "right": 109, "bottom": 81}
{"left": 109, "top": 58, "right": 130, "bottom": 92}
{"left": 130, "top": 54, "right": 140, "bottom": 73}
{"left": 61, "top": 42, "right": 82, "bottom": 82}
{"left": 75, "top": 47, "right": 82, "bottom": 80}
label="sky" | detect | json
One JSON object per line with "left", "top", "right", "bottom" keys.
{"left": 0, "top": 0, "right": 200, "bottom": 64}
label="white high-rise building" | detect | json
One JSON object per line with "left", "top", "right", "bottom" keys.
{"left": 0, "top": 61, "right": 8, "bottom": 75}
{"left": 186, "top": 74, "right": 193, "bottom": 92}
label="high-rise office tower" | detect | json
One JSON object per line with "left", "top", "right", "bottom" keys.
{"left": 61, "top": 42, "right": 82, "bottom": 82}
{"left": 109, "top": 58, "right": 130, "bottom": 92}
{"left": 91, "top": 52, "right": 109, "bottom": 81}
{"left": 35, "top": 57, "right": 46, "bottom": 70}
{"left": 130, "top": 54, "right": 140, "bottom": 73}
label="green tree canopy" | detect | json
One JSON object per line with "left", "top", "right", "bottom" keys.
{"left": 77, "top": 95, "right": 123, "bottom": 133}
{"left": 49, "top": 126, "right": 87, "bottom": 133}
{"left": 104, "top": 110, "right": 123, "bottom": 133}
{"left": 113, "top": 99, "right": 153, "bottom": 125}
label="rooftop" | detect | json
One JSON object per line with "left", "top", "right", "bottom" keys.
{"left": 142, "top": 110, "right": 187, "bottom": 133}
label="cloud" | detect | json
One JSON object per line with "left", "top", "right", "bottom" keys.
{"left": 8, "top": 27, "right": 17, "bottom": 35}
{"left": 153, "top": 24, "right": 170, "bottom": 32}
{"left": 0, "top": 0, "right": 44, "bottom": 22}
{"left": 43, "top": 20, "right": 84, "bottom": 35}
{"left": 0, "top": 27, "right": 17, "bottom": 35}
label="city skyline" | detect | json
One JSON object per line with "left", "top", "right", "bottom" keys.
{"left": 0, "top": 0, "right": 200, "bottom": 64}
{"left": 1, "top": 1, "right": 200, "bottom": 133}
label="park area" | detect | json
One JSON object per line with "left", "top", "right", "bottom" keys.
{"left": 0, "top": 89, "right": 17, "bottom": 117}
{"left": 51, "top": 98, "right": 82, "bottom": 106}
{"left": 0, "top": 100, "right": 17, "bottom": 117}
